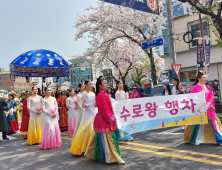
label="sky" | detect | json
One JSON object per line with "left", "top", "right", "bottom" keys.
{"left": 0, "top": 0, "right": 99, "bottom": 71}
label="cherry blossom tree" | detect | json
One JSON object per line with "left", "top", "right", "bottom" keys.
{"left": 61, "top": 81, "right": 71, "bottom": 91}
{"left": 90, "top": 40, "right": 148, "bottom": 84}
{"left": 73, "top": 1, "right": 181, "bottom": 84}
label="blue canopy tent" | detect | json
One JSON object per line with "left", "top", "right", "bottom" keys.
{"left": 10, "top": 49, "right": 69, "bottom": 93}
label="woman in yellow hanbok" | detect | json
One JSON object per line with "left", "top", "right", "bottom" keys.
{"left": 70, "top": 81, "right": 96, "bottom": 155}
{"left": 27, "top": 87, "right": 43, "bottom": 145}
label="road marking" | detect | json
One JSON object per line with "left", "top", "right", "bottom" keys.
{"left": 119, "top": 145, "right": 222, "bottom": 166}
{"left": 61, "top": 136, "right": 222, "bottom": 166}
{"left": 61, "top": 136, "right": 72, "bottom": 140}
{"left": 61, "top": 133, "right": 73, "bottom": 137}
{"left": 119, "top": 141, "right": 222, "bottom": 159}
{"left": 157, "top": 127, "right": 184, "bottom": 134}
{"left": 62, "top": 134, "right": 222, "bottom": 159}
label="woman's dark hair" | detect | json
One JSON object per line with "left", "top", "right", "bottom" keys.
{"left": 66, "top": 92, "right": 70, "bottom": 98}
{"left": 75, "top": 90, "right": 79, "bottom": 94}
{"left": 55, "top": 90, "right": 62, "bottom": 99}
{"left": 8, "top": 94, "right": 14, "bottom": 100}
{"left": 116, "top": 80, "right": 122, "bottom": 91}
{"left": 96, "top": 76, "right": 106, "bottom": 96}
{"left": 92, "top": 87, "right": 95, "bottom": 93}
{"left": 176, "top": 82, "right": 179, "bottom": 90}
{"left": 163, "top": 83, "right": 171, "bottom": 95}
{"left": 173, "top": 77, "right": 179, "bottom": 83}
{"left": 85, "top": 80, "right": 90, "bottom": 85}
{"left": 45, "top": 87, "right": 48, "bottom": 92}
{"left": 195, "top": 72, "right": 205, "bottom": 85}
{"left": 135, "top": 81, "right": 141, "bottom": 86}
{"left": 124, "top": 84, "right": 129, "bottom": 93}
{"left": 79, "top": 83, "right": 83, "bottom": 88}
{"left": 32, "top": 86, "right": 37, "bottom": 90}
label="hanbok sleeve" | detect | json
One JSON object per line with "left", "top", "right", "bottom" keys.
{"left": 115, "top": 91, "right": 120, "bottom": 101}
{"left": 13, "top": 100, "right": 18, "bottom": 112}
{"left": 54, "top": 97, "right": 58, "bottom": 115}
{"left": 207, "top": 87, "right": 215, "bottom": 110}
{"left": 23, "top": 100, "right": 29, "bottom": 115}
{"left": 77, "top": 95, "right": 83, "bottom": 111}
{"left": 54, "top": 98, "right": 59, "bottom": 120}
{"left": 42, "top": 99, "right": 52, "bottom": 116}
{"left": 27, "top": 97, "right": 35, "bottom": 112}
{"left": 126, "top": 92, "right": 129, "bottom": 99}
{"left": 66, "top": 98, "right": 72, "bottom": 109}
{"left": 97, "top": 94, "right": 115, "bottom": 123}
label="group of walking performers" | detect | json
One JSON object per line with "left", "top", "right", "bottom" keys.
{"left": 1, "top": 72, "right": 222, "bottom": 165}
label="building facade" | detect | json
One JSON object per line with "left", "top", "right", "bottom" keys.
{"left": 69, "top": 57, "right": 93, "bottom": 90}
{"left": 14, "top": 77, "right": 31, "bottom": 92}
{"left": 0, "top": 71, "right": 14, "bottom": 91}
{"left": 0, "top": 69, "right": 30, "bottom": 92}
{"left": 164, "top": 13, "right": 222, "bottom": 98}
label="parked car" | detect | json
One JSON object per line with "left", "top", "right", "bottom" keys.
{"left": 151, "top": 82, "right": 193, "bottom": 96}
{"left": 151, "top": 82, "right": 222, "bottom": 113}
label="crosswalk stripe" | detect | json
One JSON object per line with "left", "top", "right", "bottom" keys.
{"left": 61, "top": 136, "right": 222, "bottom": 166}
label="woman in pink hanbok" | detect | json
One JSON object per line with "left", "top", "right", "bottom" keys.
{"left": 85, "top": 76, "right": 125, "bottom": 165}
{"left": 184, "top": 72, "right": 222, "bottom": 145}
{"left": 66, "top": 90, "right": 78, "bottom": 135}
{"left": 40, "top": 87, "right": 62, "bottom": 150}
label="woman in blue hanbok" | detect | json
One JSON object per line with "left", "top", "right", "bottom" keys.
{"left": 6, "top": 94, "right": 19, "bottom": 133}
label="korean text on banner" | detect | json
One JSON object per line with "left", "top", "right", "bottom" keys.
{"left": 100, "top": 0, "right": 159, "bottom": 14}
{"left": 196, "top": 38, "right": 205, "bottom": 72}
{"left": 204, "top": 38, "right": 211, "bottom": 79}
{"left": 112, "top": 92, "right": 207, "bottom": 138}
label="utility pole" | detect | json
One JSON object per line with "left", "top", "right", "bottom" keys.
{"left": 166, "top": 0, "right": 177, "bottom": 65}
{"left": 199, "top": 13, "right": 204, "bottom": 37}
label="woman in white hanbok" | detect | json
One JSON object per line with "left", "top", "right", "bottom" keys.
{"left": 71, "top": 84, "right": 85, "bottom": 143}
{"left": 66, "top": 90, "right": 78, "bottom": 136}
{"left": 27, "top": 87, "right": 43, "bottom": 145}
{"left": 70, "top": 81, "right": 96, "bottom": 155}
{"left": 40, "top": 87, "right": 62, "bottom": 150}
{"left": 115, "top": 81, "right": 134, "bottom": 141}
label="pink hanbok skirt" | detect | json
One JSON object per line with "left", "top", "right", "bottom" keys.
{"left": 40, "top": 115, "right": 62, "bottom": 150}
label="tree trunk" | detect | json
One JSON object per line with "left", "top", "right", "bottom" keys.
{"left": 148, "top": 49, "right": 157, "bottom": 85}
{"left": 216, "top": 20, "right": 222, "bottom": 39}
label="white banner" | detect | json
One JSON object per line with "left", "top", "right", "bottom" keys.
{"left": 112, "top": 92, "right": 208, "bottom": 137}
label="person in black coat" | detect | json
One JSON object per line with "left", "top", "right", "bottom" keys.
{"left": 0, "top": 97, "right": 10, "bottom": 140}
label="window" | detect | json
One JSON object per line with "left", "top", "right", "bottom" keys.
{"left": 190, "top": 21, "right": 209, "bottom": 47}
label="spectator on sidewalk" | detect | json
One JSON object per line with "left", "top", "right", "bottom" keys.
{"left": 135, "top": 81, "right": 144, "bottom": 96}
{"left": 212, "top": 79, "right": 220, "bottom": 99}
{"left": 162, "top": 83, "right": 171, "bottom": 96}
{"left": 130, "top": 86, "right": 140, "bottom": 99}
{"left": 176, "top": 83, "right": 184, "bottom": 95}
{"left": 171, "top": 77, "right": 179, "bottom": 95}
{"left": 142, "top": 81, "right": 152, "bottom": 97}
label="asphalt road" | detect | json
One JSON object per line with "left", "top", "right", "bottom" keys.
{"left": 1, "top": 119, "right": 222, "bottom": 170}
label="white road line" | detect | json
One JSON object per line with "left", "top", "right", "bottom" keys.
{"left": 158, "top": 127, "right": 184, "bottom": 134}
{"left": 0, "top": 132, "right": 17, "bottom": 141}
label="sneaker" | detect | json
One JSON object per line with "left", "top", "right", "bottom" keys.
{"left": 117, "top": 159, "right": 125, "bottom": 165}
